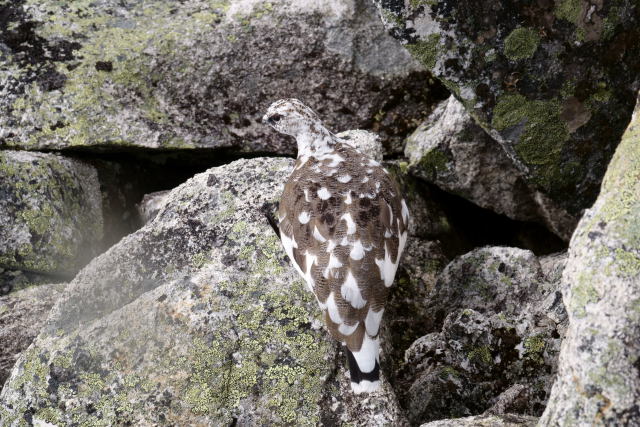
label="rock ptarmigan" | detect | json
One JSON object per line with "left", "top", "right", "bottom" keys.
{"left": 263, "top": 99, "right": 409, "bottom": 393}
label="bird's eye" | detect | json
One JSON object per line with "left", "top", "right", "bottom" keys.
{"left": 270, "top": 114, "right": 283, "bottom": 123}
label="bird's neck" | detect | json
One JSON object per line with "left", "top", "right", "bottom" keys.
{"left": 296, "top": 127, "right": 336, "bottom": 158}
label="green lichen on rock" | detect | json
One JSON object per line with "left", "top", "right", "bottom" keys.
{"left": 503, "top": 28, "right": 540, "bottom": 60}
{"left": 554, "top": 0, "right": 584, "bottom": 26}
{"left": 2, "top": 158, "right": 394, "bottom": 425}
{"left": 468, "top": 345, "right": 492, "bottom": 365}
{"left": 406, "top": 34, "right": 441, "bottom": 70}
{"left": 0, "top": 151, "right": 103, "bottom": 275}
{"left": 540, "top": 98, "right": 640, "bottom": 425}
{"left": 418, "top": 148, "right": 450, "bottom": 179}
{"left": 492, "top": 94, "right": 570, "bottom": 190}
{"left": 375, "top": 0, "right": 640, "bottom": 216}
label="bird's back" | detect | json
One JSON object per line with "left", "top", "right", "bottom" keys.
{"left": 278, "top": 140, "right": 409, "bottom": 391}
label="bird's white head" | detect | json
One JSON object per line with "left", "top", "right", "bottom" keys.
{"left": 263, "top": 99, "right": 335, "bottom": 155}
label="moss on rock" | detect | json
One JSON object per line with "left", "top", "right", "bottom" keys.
{"left": 0, "top": 151, "right": 103, "bottom": 275}
{"left": 503, "top": 28, "right": 540, "bottom": 61}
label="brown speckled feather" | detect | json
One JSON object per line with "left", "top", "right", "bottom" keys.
{"left": 278, "top": 141, "right": 408, "bottom": 351}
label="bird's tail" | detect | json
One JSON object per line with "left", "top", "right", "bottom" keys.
{"left": 345, "top": 343, "right": 380, "bottom": 394}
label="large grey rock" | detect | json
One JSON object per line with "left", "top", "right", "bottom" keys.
{"left": 406, "top": 96, "right": 577, "bottom": 241}
{"left": 374, "top": 0, "right": 640, "bottom": 215}
{"left": 0, "top": 0, "right": 437, "bottom": 155}
{"left": 0, "top": 151, "right": 103, "bottom": 276}
{"left": 421, "top": 414, "right": 537, "bottom": 427}
{"left": 0, "top": 157, "right": 407, "bottom": 425}
{"left": 539, "top": 95, "right": 640, "bottom": 425}
{"left": 401, "top": 247, "right": 567, "bottom": 425}
{"left": 0, "top": 282, "right": 66, "bottom": 387}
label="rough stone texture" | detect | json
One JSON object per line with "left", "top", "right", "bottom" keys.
{"left": 0, "top": 0, "right": 444, "bottom": 156}
{"left": 0, "top": 157, "right": 407, "bottom": 426}
{"left": 406, "top": 96, "right": 578, "bottom": 241}
{"left": 421, "top": 414, "right": 538, "bottom": 427}
{"left": 374, "top": 0, "right": 640, "bottom": 214}
{"left": 337, "top": 129, "right": 385, "bottom": 162}
{"left": 399, "top": 247, "right": 567, "bottom": 425}
{"left": 0, "top": 151, "right": 103, "bottom": 276}
{"left": 539, "top": 95, "right": 640, "bottom": 425}
{"left": 0, "top": 282, "right": 66, "bottom": 387}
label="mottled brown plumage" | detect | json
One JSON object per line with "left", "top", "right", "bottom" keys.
{"left": 264, "top": 99, "right": 409, "bottom": 393}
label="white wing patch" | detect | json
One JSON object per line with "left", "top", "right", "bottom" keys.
{"left": 365, "top": 308, "right": 384, "bottom": 336}
{"left": 349, "top": 240, "right": 365, "bottom": 260}
{"left": 318, "top": 187, "right": 331, "bottom": 199}
{"left": 323, "top": 252, "right": 343, "bottom": 279}
{"left": 374, "top": 243, "right": 399, "bottom": 287}
{"left": 401, "top": 199, "right": 410, "bottom": 223}
{"left": 352, "top": 334, "right": 379, "bottom": 373}
{"left": 298, "top": 211, "right": 311, "bottom": 224}
{"left": 338, "top": 321, "right": 359, "bottom": 336}
{"left": 341, "top": 213, "right": 356, "bottom": 235}
{"left": 341, "top": 271, "right": 367, "bottom": 309}
{"left": 326, "top": 292, "right": 343, "bottom": 324}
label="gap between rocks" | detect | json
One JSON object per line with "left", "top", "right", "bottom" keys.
{"left": 66, "top": 146, "right": 568, "bottom": 266}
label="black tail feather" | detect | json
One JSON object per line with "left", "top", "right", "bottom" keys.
{"left": 345, "top": 347, "right": 379, "bottom": 384}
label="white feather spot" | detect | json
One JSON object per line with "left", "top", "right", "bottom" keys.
{"left": 341, "top": 213, "right": 356, "bottom": 235}
{"left": 295, "top": 155, "right": 309, "bottom": 170}
{"left": 375, "top": 182, "right": 380, "bottom": 191}
{"left": 313, "top": 226, "right": 326, "bottom": 243}
{"left": 319, "top": 153, "right": 344, "bottom": 167}
{"left": 387, "top": 203, "right": 394, "bottom": 224}
{"left": 351, "top": 334, "right": 379, "bottom": 373}
{"left": 349, "top": 240, "right": 365, "bottom": 260}
{"left": 326, "top": 239, "right": 337, "bottom": 253}
{"left": 338, "top": 321, "right": 359, "bottom": 336}
{"left": 341, "top": 271, "right": 366, "bottom": 309}
{"left": 344, "top": 192, "right": 353, "bottom": 204}
{"left": 374, "top": 243, "right": 399, "bottom": 287}
{"left": 368, "top": 159, "right": 380, "bottom": 167}
{"left": 399, "top": 230, "right": 408, "bottom": 259}
{"left": 280, "top": 232, "right": 304, "bottom": 278}
{"left": 361, "top": 176, "right": 370, "bottom": 183}
{"left": 401, "top": 199, "right": 410, "bottom": 223}
{"left": 351, "top": 380, "right": 380, "bottom": 394}
{"left": 384, "top": 229, "right": 392, "bottom": 238}
{"left": 323, "top": 252, "right": 343, "bottom": 279}
{"left": 365, "top": 308, "right": 384, "bottom": 336}
{"left": 303, "top": 189, "right": 311, "bottom": 202}
{"left": 337, "top": 175, "right": 352, "bottom": 183}
{"left": 298, "top": 211, "right": 310, "bottom": 224}
{"left": 366, "top": 169, "right": 373, "bottom": 174}
{"left": 318, "top": 187, "right": 331, "bottom": 200}
{"left": 326, "top": 292, "right": 342, "bottom": 324}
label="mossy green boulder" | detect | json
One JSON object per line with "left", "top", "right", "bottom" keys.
{"left": 374, "top": 0, "right": 640, "bottom": 215}
{"left": 0, "top": 157, "right": 405, "bottom": 425}
{"left": 0, "top": 151, "right": 103, "bottom": 276}
{"left": 539, "top": 94, "right": 640, "bottom": 425}
{"left": 405, "top": 96, "right": 578, "bottom": 241}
